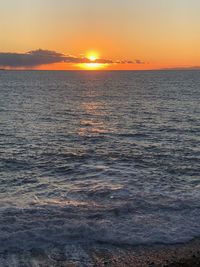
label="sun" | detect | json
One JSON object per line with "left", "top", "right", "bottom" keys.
{"left": 88, "top": 55, "right": 97, "bottom": 62}
{"left": 76, "top": 51, "right": 109, "bottom": 70}
{"left": 86, "top": 51, "right": 99, "bottom": 62}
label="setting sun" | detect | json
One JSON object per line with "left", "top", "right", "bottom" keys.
{"left": 86, "top": 51, "right": 99, "bottom": 62}
{"left": 76, "top": 51, "right": 109, "bottom": 70}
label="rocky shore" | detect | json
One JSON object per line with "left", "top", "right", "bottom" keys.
{"left": 1, "top": 239, "right": 200, "bottom": 266}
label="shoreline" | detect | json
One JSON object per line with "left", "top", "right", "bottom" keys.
{"left": 92, "top": 239, "right": 200, "bottom": 266}
{"left": 1, "top": 239, "right": 200, "bottom": 266}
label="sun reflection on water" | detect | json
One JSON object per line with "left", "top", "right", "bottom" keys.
{"left": 78, "top": 100, "right": 111, "bottom": 136}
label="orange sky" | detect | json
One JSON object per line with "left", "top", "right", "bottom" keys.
{"left": 0, "top": 0, "right": 200, "bottom": 70}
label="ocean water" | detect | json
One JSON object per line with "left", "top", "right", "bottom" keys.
{"left": 0, "top": 70, "right": 200, "bottom": 254}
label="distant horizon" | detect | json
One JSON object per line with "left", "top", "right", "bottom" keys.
{"left": 1, "top": 67, "right": 200, "bottom": 71}
{"left": 0, "top": 48, "right": 179, "bottom": 71}
{"left": 0, "top": 47, "right": 199, "bottom": 71}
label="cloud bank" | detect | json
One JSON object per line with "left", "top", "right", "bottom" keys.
{"left": 0, "top": 49, "right": 145, "bottom": 68}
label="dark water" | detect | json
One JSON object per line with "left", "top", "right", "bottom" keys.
{"left": 0, "top": 70, "right": 200, "bottom": 254}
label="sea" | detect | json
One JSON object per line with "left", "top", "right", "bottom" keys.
{"left": 0, "top": 70, "right": 200, "bottom": 260}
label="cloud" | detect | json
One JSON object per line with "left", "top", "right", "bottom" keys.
{"left": 0, "top": 49, "right": 67, "bottom": 68}
{"left": 115, "top": 59, "right": 146, "bottom": 64}
{"left": 0, "top": 49, "right": 145, "bottom": 68}
{"left": 135, "top": 59, "right": 145, "bottom": 64}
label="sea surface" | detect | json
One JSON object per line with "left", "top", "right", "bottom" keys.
{"left": 0, "top": 70, "right": 200, "bottom": 255}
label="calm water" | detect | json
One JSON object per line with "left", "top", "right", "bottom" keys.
{"left": 0, "top": 70, "right": 200, "bottom": 253}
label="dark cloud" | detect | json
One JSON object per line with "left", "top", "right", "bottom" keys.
{"left": 135, "top": 59, "right": 145, "bottom": 64}
{"left": 0, "top": 49, "right": 66, "bottom": 68}
{"left": 115, "top": 60, "right": 145, "bottom": 64}
{"left": 0, "top": 49, "right": 145, "bottom": 68}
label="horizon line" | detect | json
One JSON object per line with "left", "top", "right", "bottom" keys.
{"left": 1, "top": 68, "right": 200, "bottom": 72}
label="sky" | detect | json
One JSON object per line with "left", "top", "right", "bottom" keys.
{"left": 0, "top": 0, "right": 200, "bottom": 70}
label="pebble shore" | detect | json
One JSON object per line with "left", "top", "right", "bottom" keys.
{"left": 1, "top": 239, "right": 200, "bottom": 266}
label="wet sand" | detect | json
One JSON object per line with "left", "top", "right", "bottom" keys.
{"left": 1, "top": 239, "right": 200, "bottom": 266}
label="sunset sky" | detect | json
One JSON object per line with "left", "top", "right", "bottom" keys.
{"left": 0, "top": 0, "right": 199, "bottom": 70}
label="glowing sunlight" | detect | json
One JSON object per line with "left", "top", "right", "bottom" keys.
{"left": 76, "top": 51, "right": 109, "bottom": 70}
